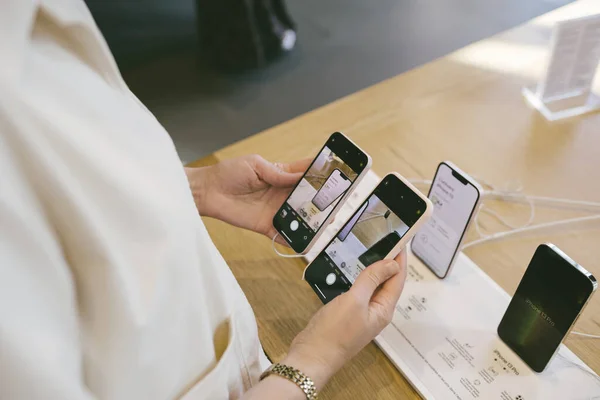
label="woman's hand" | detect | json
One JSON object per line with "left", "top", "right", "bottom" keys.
{"left": 186, "top": 155, "right": 310, "bottom": 244}
{"left": 282, "top": 251, "right": 408, "bottom": 389}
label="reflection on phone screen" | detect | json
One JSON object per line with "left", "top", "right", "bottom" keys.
{"left": 358, "top": 231, "right": 401, "bottom": 266}
{"left": 312, "top": 169, "right": 351, "bottom": 211}
{"left": 275, "top": 141, "right": 363, "bottom": 252}
{"left": 338, "top": 200, "right": 369, "bottom": 241}
{"left": 326, "top": 193, "right": 408, "bottom": 284}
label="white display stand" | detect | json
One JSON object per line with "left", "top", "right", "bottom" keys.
{"left": 305, "top": 171, "right": 600, "bottom": 400}
{"left": 523, "top": 14, "right": 600, "bottom": 121}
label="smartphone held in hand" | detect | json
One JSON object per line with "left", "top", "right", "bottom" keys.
{"left": 303, "top": 173, "right": 433, "bottom": 304}
{"left": 273, "top": 132, "right": 371, "bottom": 254}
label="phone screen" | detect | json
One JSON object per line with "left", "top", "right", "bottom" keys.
{"left": 273, "top": 132, "right": 368, "bottom": 253}
{"left": 312, "top": 169, "right": 352, "bottom": 211}
{"left": 411, "top": 163, "right": 479, "bottom": 278}
{"left": 338, "top": 200, "right": 369, "bottom": 241}
{"left": 305, "top": 174, "right": 427, "bottom": 303}
{"left": 498, "top": 244, "right": 596, "bottom": 372}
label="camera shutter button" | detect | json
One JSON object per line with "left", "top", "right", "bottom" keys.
{"left": 290, "top": 220, "right": 299, "bottom": 231}
{"left": 326, "top": 273, "right": 336, "bottom": 285}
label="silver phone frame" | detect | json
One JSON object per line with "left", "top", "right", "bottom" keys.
{"left": 411, "top": 161, "right": 482, "bottom": 279}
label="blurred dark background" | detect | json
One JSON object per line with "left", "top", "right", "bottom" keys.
{"left": 86, "top": 0, "right": 572, "bottom": 163}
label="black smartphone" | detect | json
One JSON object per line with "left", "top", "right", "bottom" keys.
{"left": 273, "top": 132, "right": 371, "bottom": 254}
{"left": 497, "top": 243, "right": 597, "bottom": 372}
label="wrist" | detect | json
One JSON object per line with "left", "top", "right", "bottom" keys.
{"left": 259, "top": 374, "right": 311, "bottom": 400}
{"left": 281, "top": 350, "right": 334, "bottom": 391}
{"left": 184, "top": 166, "right": 214, "bottom": 216}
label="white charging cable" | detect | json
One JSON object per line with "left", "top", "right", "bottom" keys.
{"left": 271, "top": 233, "right": 305, "bottom": 258}
{"left": 485, "top": 192, "right": 600, "bottom": 213}
{"left": 571, "top": 331, "right": 600, "bottom": 339}
{"left": 411, "top": 178, "right": 536, "bottom": 237}
{"left": 476, "top": 193, "right": 536, "bottom": 237}
{"left": 409, "top": 178, "right": 600, "bottom": 213}
{"left": 463, "top": 214, "right": 600, "bottom": 249}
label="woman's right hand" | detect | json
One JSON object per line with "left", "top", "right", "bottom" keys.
{"left": 283, "top": 251, "right": 408, "bottom": 389}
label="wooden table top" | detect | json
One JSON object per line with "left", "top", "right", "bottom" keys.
{"left": 189, "top": 1, "right": 600, "bottom": 398}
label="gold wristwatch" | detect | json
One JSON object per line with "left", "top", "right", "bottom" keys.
{"left": 260, "top": 363, "right": 319, "bottom": 400}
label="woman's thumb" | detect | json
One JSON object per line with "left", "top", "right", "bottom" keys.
{"left": 350, "top": 259, "right": 400, "bottom": 302}
{"left": 253, "top": 156, "right": 302, "bottom": 187}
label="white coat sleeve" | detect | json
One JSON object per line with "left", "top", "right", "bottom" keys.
{"left": 0, "top": 134, "right": 96, "bottom": 400}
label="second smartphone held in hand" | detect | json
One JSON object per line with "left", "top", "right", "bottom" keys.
{"left": 304, "top": 173, "right": 433, "bottom": 304}
{"left": 273, "top": 132, "right": 371, "bottom": 253}
{"left": 412, "top": 162, "right": 481, "bottom": 279}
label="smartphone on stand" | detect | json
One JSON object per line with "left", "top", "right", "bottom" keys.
{"left": 498, "top": 244, "right": 597, "bottom": 372}
{"left": 304, "top": 173, "right": 433, "bottom": 304}
{"left": 411, "top": 161, "right": 481, "bottom": 278}
{"left": 273, "top": 132, "right": 372, "bottom": 254}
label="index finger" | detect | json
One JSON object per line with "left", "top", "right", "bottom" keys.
{"left": 282, "top": 158, "right": 312, "bottom": 174}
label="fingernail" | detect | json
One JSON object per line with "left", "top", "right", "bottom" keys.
{"left": 385, "top": 259, "right": 399, "bottom": 268}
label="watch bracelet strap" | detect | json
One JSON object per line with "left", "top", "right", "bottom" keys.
{"left": 260, "top": 363, "right": 319, "bottom": 400}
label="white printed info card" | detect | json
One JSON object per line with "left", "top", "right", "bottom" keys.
{"left": 538, "top": 14, "right": 600, "bottom": 101}
{"left": 305, "top": 171, "right": 600, "bottom": 400}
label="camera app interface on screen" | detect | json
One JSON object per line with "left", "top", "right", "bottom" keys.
{"left": 412, "top": 164, "right": 479, "bottom": 277}
{"left": 305, "top": 192, "right": 410, "bottom": 303}
{"left": 276, "top": 145, "right": 359, "bottom": 250}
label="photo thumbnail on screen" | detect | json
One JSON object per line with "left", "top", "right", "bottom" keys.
{"left": 287, "top": 146, "right": 358, "bottom": 231}
{"left": 274, "top": 132, "right": 370, "bottom": 254}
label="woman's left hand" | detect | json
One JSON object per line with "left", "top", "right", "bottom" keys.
{"left": 186, "top": 155, "right": 310, "bottom": 245}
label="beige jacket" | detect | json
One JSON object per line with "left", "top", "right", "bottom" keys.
{"left": 0, "top": 1, "right": 269, "bottom": 399}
